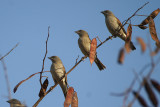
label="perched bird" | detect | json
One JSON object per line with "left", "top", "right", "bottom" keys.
{"left": 7, "top": 99, "right": 26, "bottom": 107}
{"left": 48, "top": 56, "right": 68, "bottom": 98}
{"left": 75, "top": 30, "right": 106, "bottom": 71}
{"left": 101, "top": 10, "right": 136, "bottom": 50}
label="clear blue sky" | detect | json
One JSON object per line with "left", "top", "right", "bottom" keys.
{"left": 0, "top": 0, "right": 160, "bottom": 107}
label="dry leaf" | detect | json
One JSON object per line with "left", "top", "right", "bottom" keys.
{"left": 39, "top": 78, "right": 49, "bottom": 97}
{"left": 125, "top": 24, "right": 132, "bottom": 53}
{"left": 136, "top": 37, "right": 146, "bottom": 53}
{"left": 89, "top": 38, "right": 97, "bottom": 65}
{"left": 143, "top": 78, "right": 158, "bottom": 107}
{"left": 149, "top": 17, "right": 160, "bottom": 45}
{"left": 64, "top": 87, "right": 74, "bottom": 107}
{"left": 140, "top": 8, "right": 160, "bottom": 26}
{"left": 150, "top": 8, "right": 160, "bottom": 20}
{"left": 132, "top": 91, "right": 149, "bottom": 107}
{"left": 150, "top": 79, "right": 160, "bottom": 94}
{"left": 118, "top": 48, "right": 125, "bottom": 64}
{"left": 71, "top": 92, "right": 78, "bottom": 107}
{"left": 138, "top": 25, "right": 148, "bottom": 30}
{"left": 126, "top": 24, "right": 132, "bottom": 42}
{"left": 125, "top": 43, "right": 131, "bottom": 53}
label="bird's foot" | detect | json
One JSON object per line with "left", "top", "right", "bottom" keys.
{"left": 81, "top": 56, "right": 87, "bottom": 61}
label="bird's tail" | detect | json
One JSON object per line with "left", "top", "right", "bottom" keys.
{"left": 130, "top": 41, "right": 136, "bottom": 50}
{"left": 59, "top": 78, "right": 68, "bottom": 98}
{"left": 94, "top": 57, "right": 106, "bottom": 71}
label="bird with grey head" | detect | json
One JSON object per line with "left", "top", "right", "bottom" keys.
{"left": 48, "top": 56, "right": 68, "bottom": 98}
{"left": 101, "top": 10, "right": 136, "bottom": 50}
{"left": 75, "top": 30, "right": 106, "bottom": 71}
{"left": 7, "top": 99, "right": 26, "bottom": 107}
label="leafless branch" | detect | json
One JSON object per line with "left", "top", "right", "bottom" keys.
{"left": 40, "top": 26, "right": 50, "bottom": 87}
{"left": 0, "top": 43, "right": 19, "bottom": 61}
{"left": 75, "top": 55, "right": 79, "bottom": 64}
{"left": 135, "top": 14, "right": 148, "bottom": 17}
{"left": 0, "top": 56, "right": 12, "bottom": 99}
{"left": 14, "top": 71, "right": 50, "bottom": 93}
{"left": 97, "top": 36, "right": 114, "bottom": 48}
{"left": 122, "top": 2, "right": 149, "bottom": 27}
{"left": 96, "top": 36, "right": 102, "bottom": 43}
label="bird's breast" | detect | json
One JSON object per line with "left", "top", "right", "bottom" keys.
{"left": 50, "top": 63, "right": 65, "bottom": 80}
{"left": 105, "top": 16, "right": 119, "bottom": 33}
{"left": 78, "top": 37, "right": 91, "bottom": 56}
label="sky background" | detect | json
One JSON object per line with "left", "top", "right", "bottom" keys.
{"left": 0, "top": 0, "right": 160, "bottom": 107}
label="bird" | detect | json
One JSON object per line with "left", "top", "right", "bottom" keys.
{"left": 101, "top": 10, "right": 136, "bottom": 50}
{"left": 75, "top": 30, "right": 106, "bottom": 71}
{"left": 48, "top": 56, "right": 68, "bottom": 98}
{"left": 7, "top": 99, "right": 26, "bottom": 107}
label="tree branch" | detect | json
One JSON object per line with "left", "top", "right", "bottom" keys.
{"left": 39, "top": 26, "right": 50, "bottom": 87}
{"left": 0, "top": 56, "right": 12, "bottom": 99}
{"left": 0, "top": 43, "right": 19, "bottom": 61}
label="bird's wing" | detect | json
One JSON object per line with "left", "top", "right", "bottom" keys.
{"left": 62, "top": 66, "right": 67, "bottom": 84}
{"left": 116, "top": 17, "right": 127, "bottom": 34}
{"left": 78, "top": 37, "right": 91, "bottom": 56}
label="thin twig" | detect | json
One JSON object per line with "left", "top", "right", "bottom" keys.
{"left": 135, "top": 14, "right": 148, "bottom": 17}
{"left": 122, "top": 2, "right": 149, "bottom": 27}
{"left": 14, "top": 71, "right": 50, "bottom": 93}
{"left": 96, "top": 36, "right": 102, "bottom": 43}
{"left": 122, "top": 70, "right": 141, "bottom": 107}
{"left": 0, "top": 43, "right": 19, "bottom": 61}
{"left": 139, "top": 63, "right": 151, "bottom": 75}
{"left": 97, "top": 36, "right": 114, "bottom": 48}
{"left": 0, "top": 56, "right": 12, "bottom": 99}
{"left": 40, "top": 26, "right": 50, "bottom": 87}
{"left": 75, "top": 55, "right": 79, "bottom": 64}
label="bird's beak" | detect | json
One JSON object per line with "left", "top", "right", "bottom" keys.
{"left": 6, "top": 100, "right": 10, "bottom": 103}
{"left": 75, "top": 30, "right": 79, "bottom": 34}
{"left": 48, "top": 57, "right": 51, "bottom": 59}
{"left": 101, "top": 11, "right": 104, "bottom": 14}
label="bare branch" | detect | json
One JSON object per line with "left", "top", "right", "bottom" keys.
{"left": 0, "top": 43, "right": 19, "bottom": 61}
{"left": 14, "top": 71, "right": 49, "bottom": 93}
{"left": 0, "top": 56, "right": 12, "bottom": 99}
{"left": 96, "top": 36, "right": 102, "bottom": 43}
{"left": 75, "top": 55, "right": 79, "bottom": 64}
{"left": 122, "top": 2, "right": 149, "bottom": 26}
{"left": 40, "top": 26, "right": 50, "bottom": 87}
{"left": 135, "top": 14, "right": 148, "bottom": 17}
{"left": 97, "top": 36, "right": 114, "bottom": 48}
